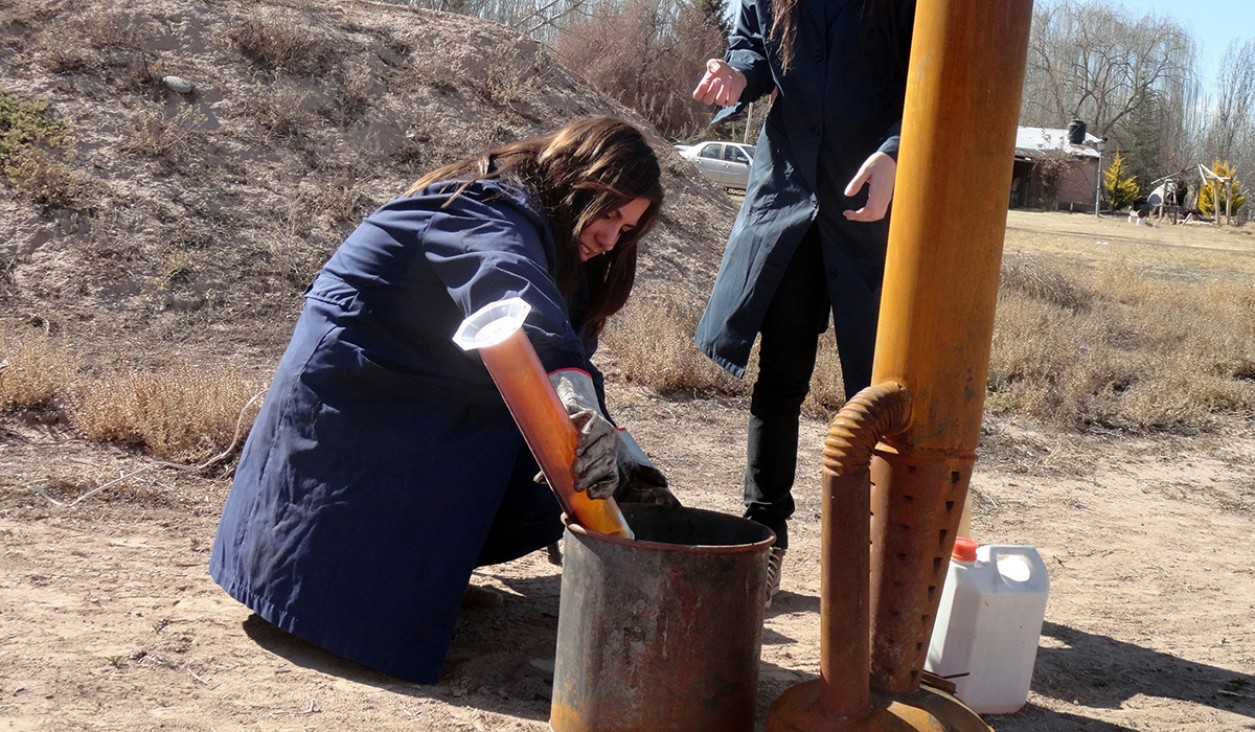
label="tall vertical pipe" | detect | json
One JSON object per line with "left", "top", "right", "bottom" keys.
{"left": 768, "top": 1, "right": 1034, "bottom": 729}
{"left": 868, "top": 0, "right": 1034, "bottom": 695}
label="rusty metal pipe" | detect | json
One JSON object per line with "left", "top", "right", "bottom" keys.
{"left": 453, "top": 298, "right": 633, "bottom": 538}
{"left": 867, "top": 0, "right": 1033, "bottom": 698}
{"left": 819, "top": 385, "right": 910, "bottom": 721}
{"left": 769, "top": 0, "right": 1033, "bottom": 729}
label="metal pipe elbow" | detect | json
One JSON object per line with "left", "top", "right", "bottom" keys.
{"left": 823, "top": 383, "right": 911, "bottom": 476}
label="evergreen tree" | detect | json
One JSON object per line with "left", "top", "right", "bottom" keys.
{"left": 1103, "top": 152, "right": 1140, "bottom": 211}
{"left": 1118, "top": 92, "right": 1165, "bottom": 197}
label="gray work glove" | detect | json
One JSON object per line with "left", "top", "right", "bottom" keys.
{"left": 549, "top": 369, "right": 619, "bottom": 499}
{"left": 614, "top": 429, "right": 681, "bottom": 508}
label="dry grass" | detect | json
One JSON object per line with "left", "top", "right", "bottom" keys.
{"left": 986, "top": 252, "right": 1252, "bottom": 432}
{"left": 609, "top": 240, "right": 1253, "bottom": 435}
{"left": 71, "top": 364, "right": 265, "bottom": 462}
{"left": 1, "top": 325, "right": 265, "bottom": 462}
{"left": 604, "top": 297, "right": 849, "bottom": 417}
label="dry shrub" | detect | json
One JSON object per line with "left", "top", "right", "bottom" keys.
{"left": 77, "top": 5, "right": 148, "bottom": 51}
{"left": 603, "top": 296, "right": 743, "bottom": 396}
{"left": 0, "top": 328, "right": 80, "bottom": 412}
{"left": 479, "top": 41, "right": 544, "bottom": 106}
{"left": 123, "top": 105, "right": 206, "bottom": 161}
{"left": 223, "top": 9, "right": 332, "bottom": 75}
{"left": 70, "top": 364, "right": 265, "bottom": 462}
{"left": 330, "top": 62, "right": 376, "bottom": 125}
{"left": 39, "top": 43, "right": 95, "bottom": 74}
{"left": 990, "top": 260, "right": 1254, "bottom": 432}
{"left": 246, "top": 85, "right": 318, "bottom": 140}
{"left": 37, "top": 6, "right": 149, "bottom": 74}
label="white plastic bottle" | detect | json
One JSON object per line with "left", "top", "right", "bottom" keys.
{"left": 925, "top": 537, "right": 1050, "bottom": 714}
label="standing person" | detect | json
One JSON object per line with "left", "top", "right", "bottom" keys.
{"left": 210, "top": 116, "right": 676, "bottom": 684}
{"left": 691, "top": 0, "right": 915, "bottom": 604}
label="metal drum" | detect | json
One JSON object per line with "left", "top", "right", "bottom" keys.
{"left": 550, "top": 504, "right": 776, "bottom": 732}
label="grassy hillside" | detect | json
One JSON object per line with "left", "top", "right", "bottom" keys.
{"left": 0, "top": 0, "right": 733, "bottom": 372}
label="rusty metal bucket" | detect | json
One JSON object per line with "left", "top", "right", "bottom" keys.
{"left": 550, "top": 504, "right": 776, "bottom": 732}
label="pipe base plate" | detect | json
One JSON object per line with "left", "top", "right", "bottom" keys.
{"left": 767, "top": 680, "right": 993, "bottom": 732}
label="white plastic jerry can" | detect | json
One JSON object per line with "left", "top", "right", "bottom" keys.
{"left": 925, "top": 538, "right": 1050, "bottom": 715}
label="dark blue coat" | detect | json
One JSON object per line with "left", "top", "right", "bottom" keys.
{"left": 209, "top": 180, "right": 598, "bottom": 683}
{"left": 696, "top": 0, "right": 913, "bottom": 391}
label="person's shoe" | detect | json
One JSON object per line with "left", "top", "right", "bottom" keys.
{"left": 545, "top": 541, "right": 563, "bottom": 567}
{"left": 765, "top": 547, "right": 786, "bottom": 609}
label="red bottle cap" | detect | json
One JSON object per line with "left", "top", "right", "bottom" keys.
{"left": 952, "top": 537, "right": 978, "bottom": 562}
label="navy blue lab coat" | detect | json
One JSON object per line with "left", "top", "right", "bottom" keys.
{"left": 209, "top": 179, "right": 602, "bottom": 683}
{"left": 696, "top": 0, "right": 913, "bottom": 392}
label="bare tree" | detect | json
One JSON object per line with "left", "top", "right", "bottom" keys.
{"left": 1020, "top": 0, "right": 1197, "bottom": 154}
{"left": 551, "top": 0, "right": 726, "bottom": 139}
{"left": 1204, "top": 39, "right": 1255, "bottom": 181}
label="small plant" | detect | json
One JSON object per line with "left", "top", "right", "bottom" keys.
{"left": 7, "top": 148, "right": 85, "bottom": 210}
{"left": 0, "top": 89, "right": 72, "bottom": 178}
{"left": 1103, "top": 152, "right": 1139, "bottom": 211}
{"left": 123, "top": 105, "right": 206, "bottom": 162}
{"left": 223, "top": 10, "right": 331, "bottom": 75}
{"left": 161, "top": 249, "right": 196, "bottom": 286}
{"left": 0, "top": 90, "right": 83, "bottom": 209}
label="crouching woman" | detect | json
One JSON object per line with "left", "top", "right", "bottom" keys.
{"left": 209, "top": 116, "right": 677, "bottom": 683}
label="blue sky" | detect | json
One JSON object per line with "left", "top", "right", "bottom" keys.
{"left": 1108, "top": 0, "right": 1255, "bottom": 91}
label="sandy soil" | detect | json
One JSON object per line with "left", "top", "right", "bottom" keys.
{"left": 0, "top": 0, "right": 1252, "bottom": 727}
{"left": 2, "top": 376, "right": 1253, "bottom": 732}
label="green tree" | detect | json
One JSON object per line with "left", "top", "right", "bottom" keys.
{"left": 1198, "top": 160, "right": 1246, "bottom": 218}
{"left": 1103, "top": 152, "right": 1140, "bottom": 211}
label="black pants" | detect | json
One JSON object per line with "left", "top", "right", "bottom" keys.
{"left": 743, "top": 224, "right": 881, "bottom": 549}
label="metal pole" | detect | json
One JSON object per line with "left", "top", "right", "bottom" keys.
{"left": 1094, "top": 144, "right": 1103, "bottom": 217}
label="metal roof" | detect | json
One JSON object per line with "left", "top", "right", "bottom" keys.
{"left": 1015, "top": 126, "right": 1101, "bottom": 159}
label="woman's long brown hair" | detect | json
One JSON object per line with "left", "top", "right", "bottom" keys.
{"left": 407, "top": 116, "right": 664, "bottom": 337}
{"left": 769, "top": 0, "right": 910, "bottom": 75}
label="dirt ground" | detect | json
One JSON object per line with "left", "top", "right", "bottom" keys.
{"left": 2, "top": 1, "right": 1252, "bottom": 728}
{"left": 2, "top": 391, "right": 1253, "bottom": 732}
{"left": 3, "top": 215, "right": 1254, "bottom": 732}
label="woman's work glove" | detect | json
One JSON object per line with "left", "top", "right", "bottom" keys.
{"left": 549, "top": 369, "right": 619, "bottom": 499}
{"left": 614, "top": 429, "right": 681, "bottom": 508}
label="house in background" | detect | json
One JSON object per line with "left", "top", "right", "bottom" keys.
{"left": 1011, "top": 126, "right": 1103, "bottom": 210}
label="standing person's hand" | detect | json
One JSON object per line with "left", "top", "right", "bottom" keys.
{"left": 693, "top": 59, "right": 747, "bottom": 107}
{"left": 842, "top": 152, "right": 898, "bottom": 222}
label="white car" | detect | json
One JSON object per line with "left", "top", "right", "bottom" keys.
{"left": 674, "top": 140, "right": 755, "bottom": 190}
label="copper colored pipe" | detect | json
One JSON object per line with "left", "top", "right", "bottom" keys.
{"left": 455, "top": 299, "right": 633, "bottom": 538}
{"left": 769, "top": 0, "right": 1033, "bottom": 729}
{"left": 819, "top": 384, "right": 910, "bottom": 721}
{"left": 866, "top": 0, "right": 1033, "bottom": 698}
